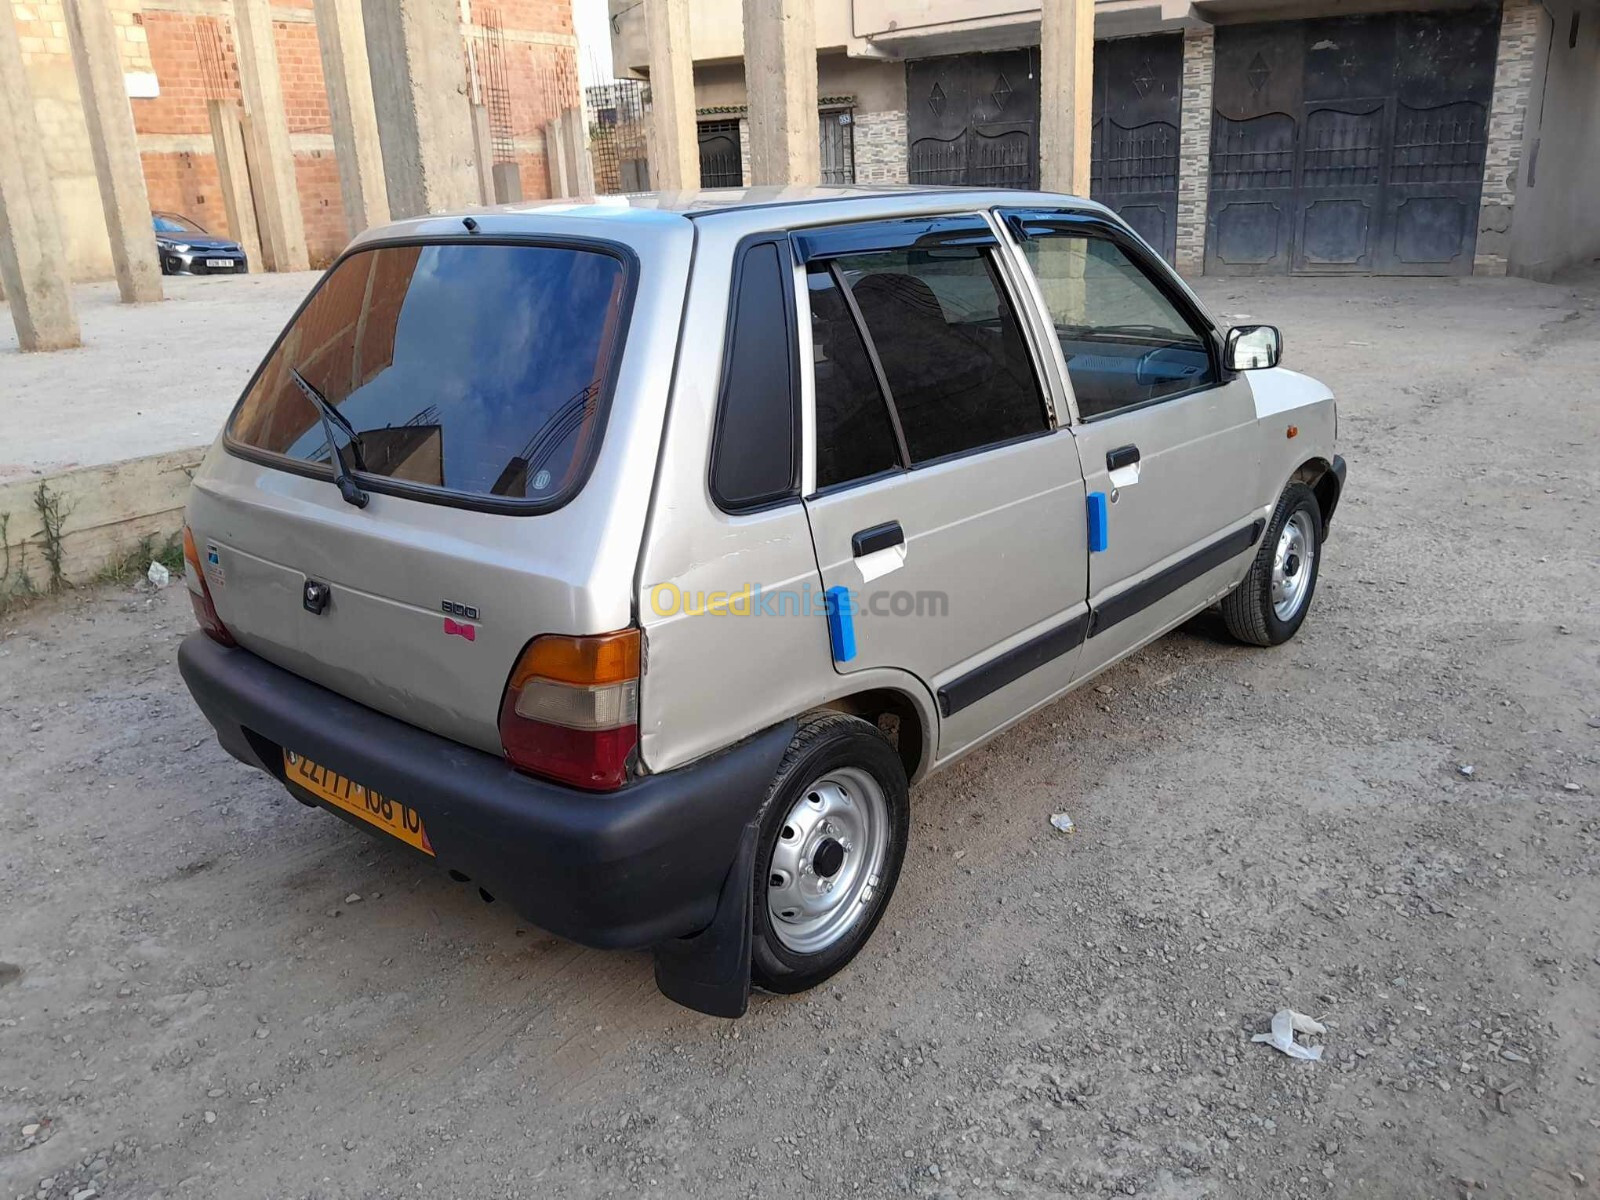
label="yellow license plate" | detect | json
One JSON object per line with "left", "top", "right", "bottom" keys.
{"left": 284, "top": 749, "right": 433, "bottom": 856}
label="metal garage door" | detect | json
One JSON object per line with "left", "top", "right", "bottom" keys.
{"left": 1207, "top": 8, "right": 1501, "bottom": 276}
{"left": 1092, "top": 34, "right": 1183, "bottom": 263}
{"left": 907, "top": 50, "right": 1040, "bottom": 189}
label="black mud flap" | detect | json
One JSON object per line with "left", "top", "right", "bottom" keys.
{"left": 652, "top": 821, "right": 757, "bottom": 1018}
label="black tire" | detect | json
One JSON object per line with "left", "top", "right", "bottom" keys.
{"left": 1221, "top": 482, "right": 1324, "bottom": 647}
{"left": 750, "top": 711, "right": 909, "bottom": 995}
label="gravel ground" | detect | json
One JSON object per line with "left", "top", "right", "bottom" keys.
{"left": 2, "top": 271, "right": 1598, "bottom": 1200}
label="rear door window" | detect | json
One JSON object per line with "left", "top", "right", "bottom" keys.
{"left": 807, "top": 268, "right": 902, "bottom": 489}
{"left": 830, "top": 246, "right": 1046, "bottom": 464}
{"left": 228, "top": 241, "right": 630, "bottom": 508}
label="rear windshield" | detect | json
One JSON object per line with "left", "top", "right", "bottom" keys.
{"left": 228, "top": 241, "right": 629, "bottom": 507}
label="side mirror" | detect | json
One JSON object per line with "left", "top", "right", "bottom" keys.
{"left": 1226, "top": 324, "right": 1282, "bottom": 371}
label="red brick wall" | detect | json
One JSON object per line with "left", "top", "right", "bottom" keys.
{"left": 141, "top": 151, "right": 228, "bottom": 236}
{"left": 127, "top": 0, "right": 575, "bottom": 271}
{"left": 275, "top": 20, "right": 330, "bottom": 135}
{"left": 295, "top": 151, "right": 346, "bottom": 268}
{"left": 135, "top": 11, "right": 238, "bottom": 136}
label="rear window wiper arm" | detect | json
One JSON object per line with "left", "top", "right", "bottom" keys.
{"left": 290, "top": 366, "right": 369, "bottom": 509}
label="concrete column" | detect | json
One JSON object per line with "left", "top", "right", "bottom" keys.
{"left": 1174, "top": 27, "right": 1214, "bottom": 278}
{"left": 234, "top": 0, "right": 309, "bottom": 271}
{"left": 313, "top": 0, "right": 390, "bottom": 237}
{"left": 545, "top": 117, "right": 570, "bottom": 197}
{"left": 207, "top": 99, "right": 263, "bottom": 268}
{"left": 1039, "top": 0, "right": 1093, "bottom": 195}
{"left": 362, "top": 0, "right": 480, "bottom": 219}
{"left": 0, "top": 8, "right": 80, "bottom": 350}
{"left": 470, "top": 104, "right": 496, "bottom": 204}
{"left": 492, "top": 161, "right": 522, "bottom": 204}
{"left": 644, "top": 0, "right": 699, "bottom": 190}
{"left": 62, "top": 0, "right": 162, "bottom": 303}
{"left": 561, "top": 106, "right": 596, "bottom": 196}
{"left": 742, "top": 0, "right": 819, "bottom": 186}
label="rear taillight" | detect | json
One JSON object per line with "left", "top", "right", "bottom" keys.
{"left": 498, "top": 629, "right": 640, "bottom": 791}
{"left": 182, "top": 525, "right": 235, "bottom": 646}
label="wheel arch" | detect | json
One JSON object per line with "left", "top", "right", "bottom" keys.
{"left": 1288, "top": 455, "right": 1344, "bottom": 532}
{"left": 816, "top": 684, "right": 935, "bottom": 785}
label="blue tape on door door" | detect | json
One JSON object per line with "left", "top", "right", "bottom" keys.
{"left": 825, "top": 585, "right": 856, "bottom": 663}
{"left": 1087, "top": 492, "right": 1109, "bottom": 553}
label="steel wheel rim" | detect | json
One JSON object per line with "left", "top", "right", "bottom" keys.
{"left": 766, "top": 766, "right": 889, "bottom": 956}
{"left": 1272, "top": 510, "right": 1316, "bottom": 622}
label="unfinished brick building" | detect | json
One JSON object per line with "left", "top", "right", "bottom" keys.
{"left": 9, "top": 0, "right": 581, "bottom": 277}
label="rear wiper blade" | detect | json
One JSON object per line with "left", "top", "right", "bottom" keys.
{"left": 290, "top": 366, "right": 369, "bottom": 509}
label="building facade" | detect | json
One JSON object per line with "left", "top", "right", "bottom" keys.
{"left": 610, "top": 0, "right": 1599, "bottom": 279}
{"left": 10, "top": 0, "right": 581, "bottom": 278}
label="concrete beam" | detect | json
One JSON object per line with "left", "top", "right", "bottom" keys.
{"left": 561, "top": 106, "right": 595, "bottom": 196}
{"left": 234, "top": 0, "right": 310, "bottom": 271}
{"left": 644, "top": 0, "right": 699, "bottom": 191}
{"left": 1039, "top": 0, "right": 1093, "bottom": 196}
{"left": 63, "top": 0, "right": 163, "bottom": 303}
{"left": 207, "top": 99, "right": 263, "bottom": 269}
{"left": 492, "top": 160, "right": 522, "bottom": 204}
{"left": 470, "top": 103, "right": 497, "bottom": 204}
{"left": 545, "top": 116, "right": 572, "bottom": 197}
{"left": 312, "top": 0, "right": 390, "bottom": 237}
{"left": 0, "top": 7, "right": 80, "bottom": 350}
{"left": 743, "top": 0, "right": 820, "bottom": 186}
{"left": 362, "top": 0, "right": 481, "bottom": 219}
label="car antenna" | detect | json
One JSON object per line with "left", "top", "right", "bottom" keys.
{"left": 463, "top": 216, "right": 479, "bottom": 233}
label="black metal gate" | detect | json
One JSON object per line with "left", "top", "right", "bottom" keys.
{"left": 1092, "top": 34, "right": 1182, "bottom": 262}
{"left": 1207, "top": 8, "right": 1500, "bottom": 276}
{"left": 907, "top": 49, "right": 1040, "bottom": 189}
{"left": 698, "top": 120, "right": 742, "bottom": 188}
{"left": 819, "top": 109, "right": 856, "bottom": 185}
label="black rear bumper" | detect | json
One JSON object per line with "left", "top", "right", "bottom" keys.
{"left": 177, "top": 633, "right": 790, "bottom": 955}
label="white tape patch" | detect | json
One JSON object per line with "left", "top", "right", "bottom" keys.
{"left": 855, "top": 543, "right": 906, "bottom": 584}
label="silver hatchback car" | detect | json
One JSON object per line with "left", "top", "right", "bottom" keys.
{"left": 178, "top": 186, "right": 1344, "bottom": 1016}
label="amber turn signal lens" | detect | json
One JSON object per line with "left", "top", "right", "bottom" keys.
{"left": 507, "top": 628, "right": 640, "bottom": 689}
{"left": 1286, "top": 425, "right": 1299, "bottom": 439}
{"left": 182, "top": 524, "right": 236, "bottom": 647}
{"left": 183, "top": 524, "right": 203, "bottom": 572}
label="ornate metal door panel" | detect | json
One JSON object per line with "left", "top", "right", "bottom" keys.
{"left": 907, "top": 50, "right": 1040, "bottom": 190}
{"left": 1091, "top": 35, "right": 1182, "bottom": 262}
{"left": 1207, "top": 24, "right": 1303, "bottom": 275}
{"left": 1293, "top": 16, "right": 1395, "bottom": 273}
{"left": 1209, "top": 9, "right": 1498, "bottom": 277}
{"left": 1373, "top": 9, "right": 1499, "bottom": 274}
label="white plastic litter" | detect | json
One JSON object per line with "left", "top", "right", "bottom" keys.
{"left": 146, "top": 561, "right": 171, "bottom": 588}
{"left": 1049, "top": 812, "right": 1076, "bottom": 834}
{"left": 1252, "top": 1009, "right": 1326, "bottom": 1060}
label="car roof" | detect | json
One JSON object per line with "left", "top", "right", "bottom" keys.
{"left": 350, "top": 186, "right": 1115, "bottom": 253}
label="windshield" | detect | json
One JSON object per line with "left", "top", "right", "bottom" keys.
{"left": 153, "top": 214, "right": 206, "bottom": 234}
{"left": 227, "top": 241, "right": 630, "bottom": 507}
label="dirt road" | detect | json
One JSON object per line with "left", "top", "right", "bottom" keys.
{"left": 3, "top": 272, "right": 1597, "bottom": 1200}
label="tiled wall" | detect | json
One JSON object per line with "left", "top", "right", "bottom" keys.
{"left": 1476, "top": 0, "right": 1540, "bottom": 275}
{"left": 1175, "top": 27, "right": 1213, "bottom": 278}
{"left": 853, "top": 108, "right": 907, "bottom": 184}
